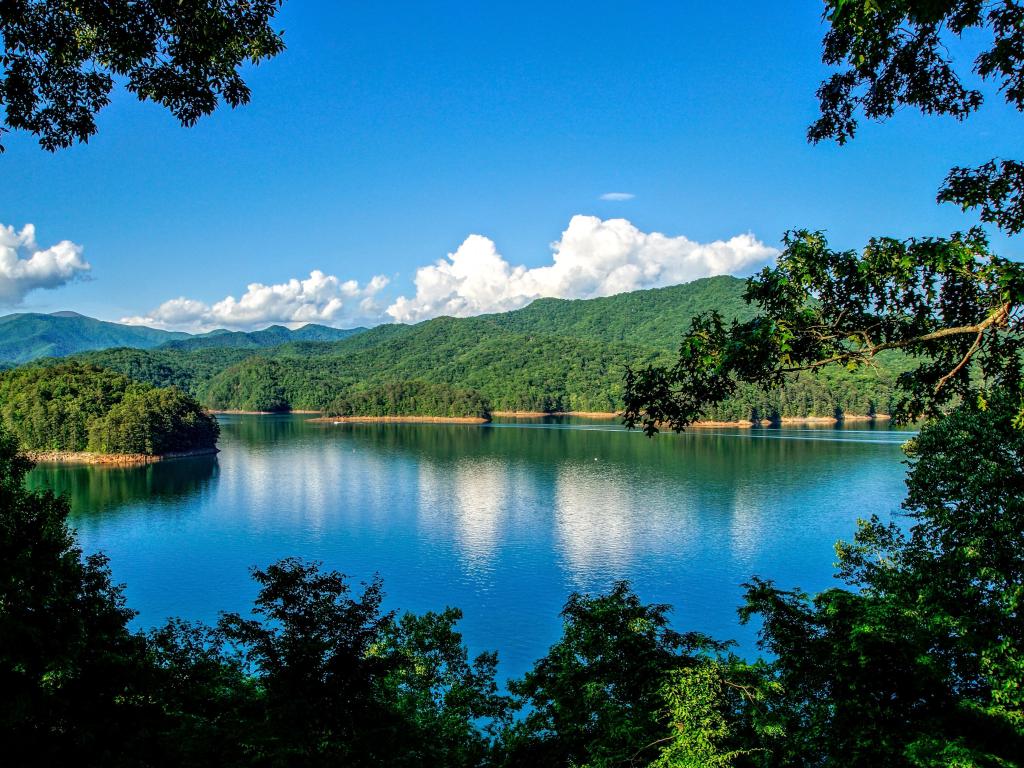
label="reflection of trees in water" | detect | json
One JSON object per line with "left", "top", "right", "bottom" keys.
{"left": 319, "top": 418, "right": 893, "bottom": 483}
{"left": 318, "top": 419, "right": 905, "bottom": 584}
{"left": 218, "top": 413, "right": 311, "bottom": 447}
{"left": 26, "top": 455, "right": 219, "bottom": 517}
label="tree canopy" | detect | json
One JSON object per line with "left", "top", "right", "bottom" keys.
{"left": 813, "top": 0, "right": 1024, "bottom": 234}
{"left": 0, "top": 0, "right": 284, "bottom": 152}
{"left": 616, "top": 2, "right": 1024, "bottom": 764}
{"left": 0, "top": 360, "right": 219, "bottom": 455}
{"left": 623, "top": 228, "right": 1024, "bottom": 433}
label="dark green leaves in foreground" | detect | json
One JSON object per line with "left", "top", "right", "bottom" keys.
{"left": 812, "top": 0, "right": 1024, "bottom": 234}
{"left": 625, "top": 228, "right": 1024, "bottom": 434}
{"left": 0, "top": 0, "right": 285, "bottom": 152}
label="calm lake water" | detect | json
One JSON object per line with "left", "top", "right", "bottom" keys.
{"left": 27, "top": 415, "right": 912, "bottom": 679}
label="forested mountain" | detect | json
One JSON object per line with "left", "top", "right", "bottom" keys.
{"left": 71, "top": 280, "right": 911, "bottom": 420}
{"left": 155, "top": 323, "right": 366, "bottom": 352}
{"left": 0, "top": 362, "right": 219, "bottom": 456}
{"left": 0, "top": 311, "right": 367, "bottom": 364}
{"left": 483, "top": 275, "right": 757, "bottom": 350}
{"left": 0, "top": 312, "right": 188, "bottom": 364}
{"left": 10, "top": 278, "right": 908, "bottom": 421}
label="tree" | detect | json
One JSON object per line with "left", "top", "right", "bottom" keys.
{"left": 623, "top": 228, "right": 1024, "bottom": 435}
{"left": 0, "top": 421, "right": 158, "bottom": 766}
{"left": 0, "top": 0, "right": 285, "bottom": 152}
{"left": 621, "top": 3, "right": 1024, "bottom": 764}
{"left": 215, "top": 557, "right": 508, "bottom": 768}
{"left": 811, "top": 0, "right": 1024, "bottom": 234}
{"left": 498, "top": 582, "right": 729, "bottom": 768}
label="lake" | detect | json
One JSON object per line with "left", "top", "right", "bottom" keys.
{"left": 27, "top": 415, "right": 912, "bottom": 679}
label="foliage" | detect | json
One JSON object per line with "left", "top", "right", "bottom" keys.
{"left": 0, "top": 0, "right": 284, "bottom": 152}
{"left": 0, "top": 360, "right": 218, "bottom": 454}
{"left": 728, "top": 398, "right": 1024, "bottom": 767}
{"left": 213, "top": 558, "right": 508, "bottom": 767}
{"left": 812, "top": 0, "right": 1024, "bottom": 234}
{"left": 648, "top": 658, "right": 780, "bottom": 768}
{"left": 0, "top": 422, "right": 156, "bottom": 766}
{"left": 498, "top": 582, "right": 728, "bottom": 768}
{"left": 156, "top": 323, "right": 366, "bottom": 352}
{"left": 623, "top": 229, "right": 1024, "bottom": 434}
{"left": 621, "top": 229, "right": 1024, "bottom": 765}
{"left": 836, "top": 397, "right": 1024, "bottom": 742}
{"left": 0, "top": 311, "right": 188, "bottom": 365}
{"left": 327, "top": 380, "right": 492, "bottom": 419}
{"left": 199, "top": 356, "right": 291, "bottom": 412}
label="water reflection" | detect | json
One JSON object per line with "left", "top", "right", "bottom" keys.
{"left": 27, "top": 455, "right": 219, "bottom": 517}
{"left": 24, "top": 415, "right": 911, "bottom": 679}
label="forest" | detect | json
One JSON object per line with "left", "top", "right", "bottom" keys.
{"left": 68, "top": 277, "right": 909, "bottom": 421}
{"left": 0, "top": 362, "right": 219, "bottom": 456}
{"left": 327, "top": 380, "right": 492, "bottom": 420}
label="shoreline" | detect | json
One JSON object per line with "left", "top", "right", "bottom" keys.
{"left": 492, "top": 410, "right": 621, "bottom": 419}
{"left": 308, "top": 415, "right": 490, "bottom": 425}
{"left": 492, "top": 411, "right": 891, "bottom": 426}
{"left": 210, "top": 409, "right": 321, "bottom": 415}
{"left": 26, "top": 446, "right": 220, "bottom": 466}
{"left": 218, "top": 409, "right": 893, "bottom": 427}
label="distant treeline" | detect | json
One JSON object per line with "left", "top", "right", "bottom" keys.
{"left": 0, "top": 362, "right": 219, "bottom": 455}
{"left": 327, "top": 381, "right": 491, "bottom": 419}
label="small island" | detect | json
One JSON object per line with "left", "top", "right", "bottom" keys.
{"left": 309, "top": 380, "right": 492, "bottom": 424}
{"left": 0, "top": 361, "right": 220, "bottom": 464}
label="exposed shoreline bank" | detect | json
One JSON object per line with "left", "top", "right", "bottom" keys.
{"left": 308, "top": 415, "right": 490, "bottom": 425}
{"left": 491, "top": 411, "right": 891, "bottom": 426}
{"left": 220, "top": 409, "right": 893, "bottom": 427}
{"left": 210, "top": 409, "right": 321, "bottom": 415}
{"left": 26, "top": 447, "right": 220, "bottom": 466}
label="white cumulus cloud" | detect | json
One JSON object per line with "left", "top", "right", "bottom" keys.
{"left": 385, "top": 215, "right": 776, "bottom": 323}
{"left": 599, "top": 192, "right": 635, "bottom": 201}
{"left": 0, "top": 223, "right": 91, "bottom": 304}
{"left": 122, "top": 271, "right": 390, "bottom": 332}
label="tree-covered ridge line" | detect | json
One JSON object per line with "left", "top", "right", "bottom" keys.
{"left": 0, "top": 276, "right": 751, "bottom": 366}
{"left": 325, "top": 380, "right": 492, "bottom": 420}
{"left": 0, "top": 311, "right": 367, "bottom": 365}
{"left": 0, "top": 311, "right": 190, "bottom": 365}
{"left": 65, "top": 276, "right": 911, "bottom": 421}
{"left": 0, "top": 362, "right": 219, "bottom": 457}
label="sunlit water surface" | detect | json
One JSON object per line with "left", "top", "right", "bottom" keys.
{"left": 27, "top": 415, "right": 912, "bottom": 679}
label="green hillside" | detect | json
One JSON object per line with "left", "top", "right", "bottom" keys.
{"left": 156, "top": 323, "right": 366, "bottom": 352}
{"left": 70, "top": 277, "right": 911, "bottom": 420}
{"left": 485, "top": 275, "right": 757, "bottom": 350}
{"left": 0, "top": 312, "right": 188, "bottom": 364}
{"left": 0, "top": 361, "right": 219, "bottom": 455}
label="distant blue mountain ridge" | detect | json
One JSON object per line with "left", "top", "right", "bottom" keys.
{"left": 0, "top": 311, "right": 366, "bottom": 365}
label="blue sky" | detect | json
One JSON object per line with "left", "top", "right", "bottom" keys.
{"left": 0, "top": 0, "right": 1019, "bottom": 329}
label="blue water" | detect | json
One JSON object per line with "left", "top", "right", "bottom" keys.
{"left": 27, "top": 415, "right": 912, "bottom": 679}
